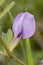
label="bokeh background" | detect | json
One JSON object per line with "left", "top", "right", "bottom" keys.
{"left": 0, "top": 0, "right": 43, "bottom": 65}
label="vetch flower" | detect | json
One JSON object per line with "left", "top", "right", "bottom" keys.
{"left": 13, "top": 12, "right": 36, "bottom": 39}
{"left": 9, "top": 12, "right": 36, "bottom": 51}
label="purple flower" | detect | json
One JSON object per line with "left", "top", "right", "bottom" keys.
{"left": 12, "top": 12, "right": 36, "bottom": 39}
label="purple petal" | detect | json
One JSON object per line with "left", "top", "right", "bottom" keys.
{"left": 22, "top": 12, "right": 36, "bottom": 39}
{"left": 12, "top": 13, "right": 24, "bottom": 37}
{"left": 12, "top": 12, "right": 36, "bottom": 39}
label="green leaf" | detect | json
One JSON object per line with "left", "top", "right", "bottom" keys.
{"left": 0, "top": 1, "right": 15, "bottom": 20}
{"left": 0, "top": 0, "right": 5, "bottom": 6}
{"left": 5, "top": 29, "right": 13, "bottom": 47}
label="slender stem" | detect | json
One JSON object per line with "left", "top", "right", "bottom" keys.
{"left": 8, "top": 11, "right": 14, "bottom": 21}
{"left": 0, "top": 36, "right": 12, "bottom": 57}
{"left": 0, "top": 36, "right": 26, "bottom": 65}
{"left": 13, "top": 56, "right": 26, "bottom": 65}
{"left": 0, "top": 51, "right": 26, "bottom": 65}
{"left": 25, "top": 39, "right": 34, "bottom": 65}
{"left": 0, "top": 51, "right": 8, "bottom": 56}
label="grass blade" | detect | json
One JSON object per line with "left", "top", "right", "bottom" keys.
{"left": 0, "top": 0, "right": 5, "bottom": 6}
{"left": 0, "top": 1, "right": 15, "bottom": 20}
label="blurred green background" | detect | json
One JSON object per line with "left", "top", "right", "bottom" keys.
{"left": 0, "top": 0, "right": 43, "bottom": 65}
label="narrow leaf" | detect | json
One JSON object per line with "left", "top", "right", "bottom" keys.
{"left": 0, "top": 1, "right": 15, "bottom": 20}
{"left": 0, "top": 0, "right": 5, "bottom": 6}
{"left": 5, "top": 29, "right": 13, "bottom": 47}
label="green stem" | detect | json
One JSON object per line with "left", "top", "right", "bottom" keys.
{"left": 0, "top": 36, "right": 12, "bottom": 57}
{"left": 25, "top": 39, "right": 34, "bottom": 65}
{"left": 8, "top": 11, "right": 14, "bottom": 21}
{"left": 0, "top": 36, "right": 26, "bottom": 65}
